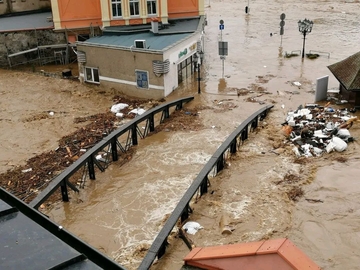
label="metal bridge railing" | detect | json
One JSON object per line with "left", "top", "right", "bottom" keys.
{"left": 138, "top": 104, "right": 273, "bottom": 269}
{"left": 29, "top": 96, "right": 194, "bottom": 209}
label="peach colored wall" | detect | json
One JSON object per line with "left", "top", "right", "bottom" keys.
{"left": 167, "top": 0, "right": 199, "bottom": 18}
{"left": 58, "top": 0, "right": 102, "bottom": 29}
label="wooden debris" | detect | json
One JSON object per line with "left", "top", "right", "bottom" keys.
{"left": 305, "top": 198, "right": 324, "bottom": 203}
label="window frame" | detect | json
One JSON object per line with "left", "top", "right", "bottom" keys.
{"left": 84, "top": 66, "right": 100, "bottom": 84}
{"left": 135, "top": 70, "right": 149, "bottom": 89}
{"left": 129, "top": 0, "right": 140, "bottom": 17}
{"left": 111, "top": 0, "right": 122, "bottom": 18}
{"left": 147, "top": 0, "right": 157, "bottom": 15}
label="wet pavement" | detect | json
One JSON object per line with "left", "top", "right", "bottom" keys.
{"left": 40, "top": 0, "right": 360, "bottom": 269}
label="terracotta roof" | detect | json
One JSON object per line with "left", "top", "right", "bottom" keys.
{"left": 184, "top": 238, "right": 321, "bottom": 270}
{"left": 328, "top": 51, "right": 360, "bottom": 91}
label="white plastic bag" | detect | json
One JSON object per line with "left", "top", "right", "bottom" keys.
{"left": 182, "top": 221, "right": 203, "bottom": 235}
{"left": 129, "top": 108, "right": 146, "bottom": 115}
{"left": 332, "top": 136, "right": 347, "bottom": 152}
{"left": 337, "top": 129, "right": 351, "bottom": 139}
{"left": 111, "top": 103, "right": 129, "bottom": 113}
{"left": 326, "top": 141, "right": 335, "bottom": 153}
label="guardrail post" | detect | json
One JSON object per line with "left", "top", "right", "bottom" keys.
{"left": 200, "top": 177, "right": 208, "bottom": 195}
{"left": 251, "top": 116, "right": 258, "bottom": 130}
{"left": 216, "top": 155, "right": 224, "bottom": 172}
{"left": 111, "top": 138, "right": 118, "bottom": 161}
{"left": 241, "top": 125, "right": 248, "bottom": 141}
{"left": 164, "top": 106, "right": 169, "bottom": 119}
{"left": 149, "top": 114, "right": 155, "bottom": 132}
{"left": 260, "top": 111, "right": 266, "bottom": 121}
{"left": 181, "top": 203, "right": 191, "bottom": 223}
{"left": 60, "top": 179, "right": 69, "bottom": 202}
{"left": 88, "top": 155, "right": 96, "bottom": 180}
{"left": 158, "top": 239, "right": 168, "bottom": 259}
{"left": 132, "top": 125, "right": 138, "bottom": 145}
{"left": 176, "top": 101, "right": 183, "bottom": 110}
{"left": 230, "top": 140, "right": 237, "bottom": 153}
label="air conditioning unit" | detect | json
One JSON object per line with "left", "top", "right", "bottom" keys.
{"left": 134, "top": 40, "right": 146, "bottom": 49}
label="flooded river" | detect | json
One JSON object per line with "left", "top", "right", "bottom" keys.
{"left": 46, "top": 0, "right": 360, "bottom": 269}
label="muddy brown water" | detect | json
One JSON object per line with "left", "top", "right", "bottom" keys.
{"left": 1, "top": 0, "right": 360, "bottom": 269}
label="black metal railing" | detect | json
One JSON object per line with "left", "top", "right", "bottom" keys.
{"left": 29, "top": 96, "right": 194, "bottom": 209}
{"left": 138, "top": 104, "right": 273, "bottom": 269}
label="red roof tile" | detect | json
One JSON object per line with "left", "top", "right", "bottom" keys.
{"left": 184, "top": 238, "right": 321, "bottom": 270}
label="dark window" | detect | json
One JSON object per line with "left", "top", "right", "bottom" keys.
{"left": 147, "top": 0, "right": 156, "bottom": 15}
{"left": 85, "top": 67, "right": 100, "bottom": 84}
{"left": 130, "top": 0, "right": 139, "bottom": 16}
{"left": 178, "top": 57, "right": 194, "bottom": 84}
{"left": 112, "top": 0, "right": 122, "bottom": 17}
{"left": 78, "top": 35, "right": 90, "bottom": 42}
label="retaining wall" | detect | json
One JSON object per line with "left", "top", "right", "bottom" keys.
{"left": 0, "top": 29, "right": 66, "bottom": 67}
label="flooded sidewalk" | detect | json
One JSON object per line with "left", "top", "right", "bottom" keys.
{"left": 1, "top": 0, "right": 359, "bottom": 269}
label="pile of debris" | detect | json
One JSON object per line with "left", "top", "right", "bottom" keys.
{"left": 282, "top": 103, "right": 357, "bottom": 157}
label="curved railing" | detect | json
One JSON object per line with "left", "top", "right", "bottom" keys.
{"left": 29, "top": 96, "right": 194, "bottom": 209}
{"left": 138, "top": 104, "right": 274, "bottom": 269}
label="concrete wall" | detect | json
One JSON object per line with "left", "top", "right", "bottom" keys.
{"left": 0, "top": 1, "right": 10, "bottom": 15}
{"left": 0, "top": 29, "right": 66, "bottom": 66}
{"left": 77, "top": 44, "right": 165, "bottom": 99}
{"left": 0, "top": 0, "right": 51, "bottom": 15}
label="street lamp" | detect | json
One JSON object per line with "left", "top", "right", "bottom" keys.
{"left": 199, "top": 50, "right": 204, "bottom": 64}
{"left": 298, "top": 18, "right": 313, "bottom": 59}
{"left": 193, "top": 53, "right": 201, "bottom": 94}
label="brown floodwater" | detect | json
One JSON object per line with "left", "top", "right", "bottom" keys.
{"left": 41, "top": 0, "right": 360, "bottom": 269}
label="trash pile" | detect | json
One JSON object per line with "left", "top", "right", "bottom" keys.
{"left": 282, "top": 103, "right": 357, "bottom": 157}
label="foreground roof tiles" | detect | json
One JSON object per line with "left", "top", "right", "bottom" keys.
{"left": 184, "top": 238, "right": 321, "bottom": 270}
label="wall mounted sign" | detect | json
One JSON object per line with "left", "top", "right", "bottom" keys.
{"left": 189, "top": 43, "right": 197, "bottom": 52}
{"left": 135, "top": 70, "right": 149, "bottom": 89}
{"left": 178, "top": 48, "right": 188, "bottom": 59}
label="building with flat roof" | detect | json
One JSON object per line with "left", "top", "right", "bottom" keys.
{"left": 77, "top": 16, "right": 205, "bottom": 99}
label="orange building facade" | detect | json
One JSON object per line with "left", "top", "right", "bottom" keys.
{"left": 50, "top": 0, "right": 204, "bottom": 40}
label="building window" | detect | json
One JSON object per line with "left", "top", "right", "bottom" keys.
{"left": 178, "top": 57, "right": 194, "bottom": 84}
{"left": 129, "top": 0, "right": 139, "bottom": 16}
{"left": 85, "top": 67, "right": 100, "bottom": 84}
{"left": 147, "top": 0, "right": 156, "bottom": 15}
{"left": 112, "top": 0, "right": 122, "bottom": 17}
{"left": 136, "top": 70, "right": 149, "bottom": 88}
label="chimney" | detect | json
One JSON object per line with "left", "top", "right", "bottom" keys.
{"left": 151, "top": 18, "right": 159, "bottom": 34}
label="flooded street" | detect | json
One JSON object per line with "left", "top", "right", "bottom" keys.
{"left": 1, "top": 0, "right": 359, "bottom": 269}
{"left": 49, "top": 0, "right": 360, "bottom": 269}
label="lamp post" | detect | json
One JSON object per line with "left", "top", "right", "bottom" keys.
{"left": 193, "top": 53, "right": 202, "bottom": 94}
{"left": 298, "top": 18, "right": 313, "bottom": 59}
